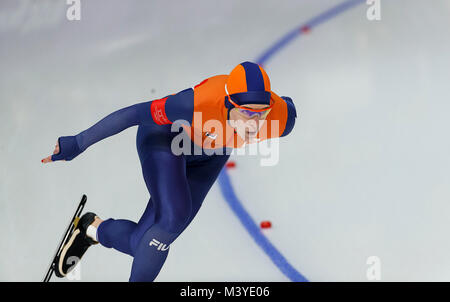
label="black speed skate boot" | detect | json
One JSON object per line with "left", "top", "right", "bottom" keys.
{"left": 54, "top": 212, "right": 98, "bottom": 278}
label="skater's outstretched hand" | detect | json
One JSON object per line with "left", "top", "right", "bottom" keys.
{"left": 41, "top": 141, "right": 61, "bottom": 163}
{"left": 41, "top": 136, "right": 82, "bottom": 163}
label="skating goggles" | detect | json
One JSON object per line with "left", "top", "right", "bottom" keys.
{"left": 236, "top": 106, "right": 272, "bottom": 119}
{"left": 226, "top": 92, "right": 274, "bottom": 119}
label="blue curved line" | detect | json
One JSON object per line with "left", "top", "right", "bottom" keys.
{"left": 218, "top": 0, "right": 366, "bottom": 282}
{"left": 218, "top": 170, "right": 308, "bottom": 282}
{"left": 256, "top": 0, "right": 366, "bottom": 65}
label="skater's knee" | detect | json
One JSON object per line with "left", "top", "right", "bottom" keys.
{"left": 162, "top": 203, "right": 192, "bottom": 233}
{"left": 129, "top": 207, "right": 191, "bottom": 251}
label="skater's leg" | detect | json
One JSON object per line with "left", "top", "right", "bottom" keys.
{"left": 129, "top": 153, "right": 229, "bottom": 282}
{"left": 128, "top": 198, "right": 156, "bottom": 253}
{"left": 96, "top": 219, "right": 137, "bottom": 256}
{"left": 129, "top": 148, "right": 192, "bottom": 282}
{"left": 182, "top": 154, "right": 230, "bottom": 229}
{"left": 94, "top": 124, "right": 170, "bottom": 257}
{"left": 95, "top": 197, "right": 156, "bottom": 257}
{"left": 90, "top": 124, "right": 177, "bottom": 264}
{"left": 94, "top": 122, "right": 229, "bottom": 281}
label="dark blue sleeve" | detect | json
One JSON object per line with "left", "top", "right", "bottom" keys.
{"left": 165, "top": 88, "right": 194, "bottom": 125}
{"left": 51, "top": 88, "right": 194, "bottom": 162}
{"left": 280, "top": 96, "right": 297, "bottom": 137}
{"left": 51, "top": 101, "right": 154, "bottom": 161}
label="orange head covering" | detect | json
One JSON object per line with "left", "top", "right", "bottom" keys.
{"left": 225, "top": 61, "right": 271, "bottom": 108}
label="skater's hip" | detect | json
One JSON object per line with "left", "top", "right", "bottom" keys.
{"left": 136, "top": 124, "right": 230, "bottom": 165}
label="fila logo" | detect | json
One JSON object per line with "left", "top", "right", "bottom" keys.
{"left": 205, "top": 132, "right": 217, "bottom": 140}
{"left": 149, "top": 239, "right": 169, "bottom": 251}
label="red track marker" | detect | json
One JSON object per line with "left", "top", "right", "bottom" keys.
{"left": 260, "top": 221, "right": 272, "bottom": 229}
{"left": 225, "top": 161, "right": 236, "bottom": 169}
{"left": 300, "top": 25, "right": 311, "bottom": 34}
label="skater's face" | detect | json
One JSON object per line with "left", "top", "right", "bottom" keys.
{"left": 229, "top": 104, "right": 271, "bottom": 142}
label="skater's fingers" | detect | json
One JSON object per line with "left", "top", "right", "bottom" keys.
{"left": 41, "top": 141, "right": 59, "bottom": 163}
{"left": 41, "top": 155, "right": 53, "bottom": 163}
{"left": 42, "top": 140, "right": 64, "bottom": 163}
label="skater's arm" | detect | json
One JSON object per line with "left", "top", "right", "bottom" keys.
{"left": 74, "top": 88, "right": 195, "bottom": 153}
{"left": 148, "top": 88, "right": 194, "bottom": 126}
{"left": 263, "top": 92, "right": 297, "bottom": 139}
{"left": 44, "top": 101, "right": 152, "bottom": 162}
{"left": 280, "top": 96, "right": 297, "bottom": 137}
{"left": 43, "top": 88, "right": 195, "bottom": 162}
{"left": 75, "top": 102, "right": 150, "bottom": 153}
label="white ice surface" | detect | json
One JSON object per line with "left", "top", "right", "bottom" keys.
{"left": 1, "top": 0, "right": 450, "bottom": 281}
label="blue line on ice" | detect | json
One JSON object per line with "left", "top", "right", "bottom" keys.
{"left": 256, "top": 0, "right": 366, "bottom": 65}
{"left": 218, "top": 0, "right": 366, "bottom": 282}
{"left": 218, "top": 170, "right": 308, "bottom": 282}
